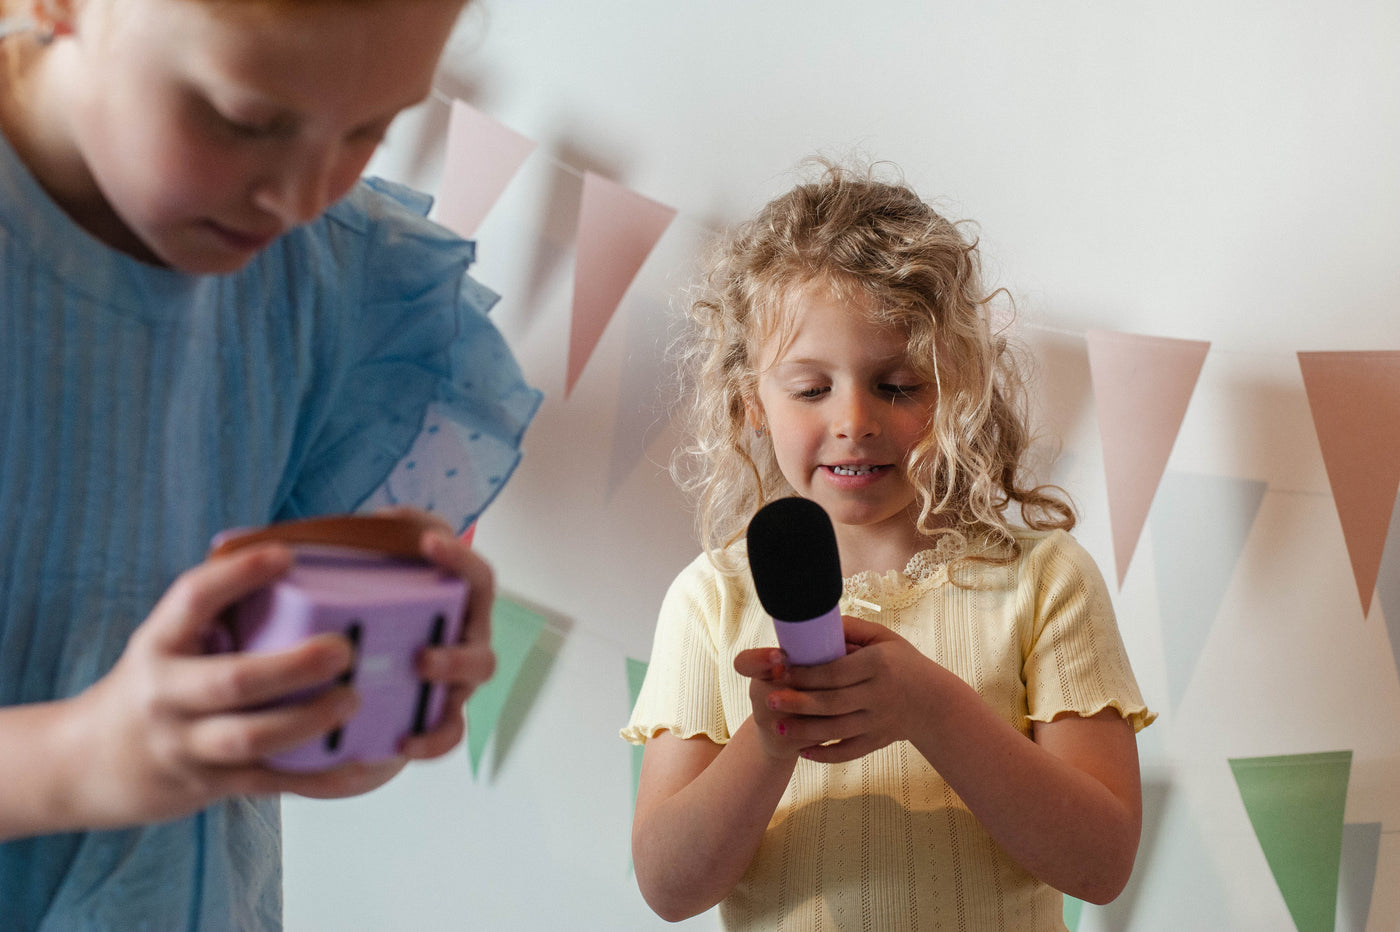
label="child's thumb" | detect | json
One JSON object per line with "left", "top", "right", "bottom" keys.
{"left": 142, "top": 545, "right": 294, "bottom": 655}
{"left": 839, "top": 614, "right": 886, "bottom": 648}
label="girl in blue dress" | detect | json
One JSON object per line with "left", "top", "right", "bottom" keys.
{"left": 0, "top": 0, "right": 540, "bottom": 927}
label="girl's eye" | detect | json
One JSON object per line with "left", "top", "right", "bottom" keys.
{"left": 880, "top": 383, "right": 923, "bottom": 398}
{"left": 205, "top": 99, "right": 292, "bottom": 140}
{"left": 793, "top": 386, "right": 828, "bottom": 400}
{"left": 347, "top": 121, "right": 393, "bottom": 146}
{"left": 212, "top": 108, "right": 291, "bottom": 140}
{"left": 224, "top": 118, "right": 278, "bottom": 139}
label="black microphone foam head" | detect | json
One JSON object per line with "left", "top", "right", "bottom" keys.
{"left": 745, "top": 497, "right": 842, "bottom": 622}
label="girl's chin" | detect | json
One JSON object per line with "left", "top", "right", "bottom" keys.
{"left": 151, "top": 232, "right": 266, "bottom": 275}
{"left": 806, "top": 494, "right": 918, "bottom": 529}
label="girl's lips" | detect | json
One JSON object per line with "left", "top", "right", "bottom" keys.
{"left": 205, "top": 220, "right": 279, "bottom": 253}
{"left": 820, "top": 463, "right": 893, "bottom": 487}
{"left": 826, "top": 464, "right": 889, "bottom": 477}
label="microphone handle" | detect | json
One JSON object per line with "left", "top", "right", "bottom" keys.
{"left": 773, "top": 605, "right": 846, "bottom": 666}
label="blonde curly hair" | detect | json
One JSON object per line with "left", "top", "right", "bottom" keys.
{"left": 670, "top": 159, "right": 1074, "bottom": 570}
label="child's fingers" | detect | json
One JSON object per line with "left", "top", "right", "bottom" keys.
{"left": 419, "top": 530, "right": 495, "bottom": 649}
{"left": 416, "top": 643, "right": 495, "bottom": 686}
{"left": 278, "top": 757, "right": 407, "bottom": 800}
{"left": 839, "top": 614, "right": 889, "bottom": 649}
{"left": 164, "top": 736, "right": 408, "bottom": 804}
{"left": 182, "top": 685, "right": 359, "bottom": 765}
{"left": 734, "top": 648, "right": 786, "bottom": 680}
{"left": 769, "top": 706, "right": 869, "bottom": 745}
{"left": 141, "top": 545, "right": 294, "bottom": 654}
{"left": 774, "top": 663, "right": 859, "bottom": 694}
{"left": 372, "top": 505, "right": 451, "bottom": 533}
{"left": 161, "top": 633, "right": 354, "bottom": 715}
{"left": 779, "top": 638, "right": 898, "bottom": 691}
{"left": 203, "top": 765, "right": 299, "bottom": 801}
{"left": 406, "top": 646, "right": 486, "bottom": 760}
{"left": 398, "top": 700, "right": 466, "bottom": 760}
{"left": 796, "top": 735, "right": 879, "bottom": 765}
{"left": 765, "top": 679, "right": 866, "bottom": 718}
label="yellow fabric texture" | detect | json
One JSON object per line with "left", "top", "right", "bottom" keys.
{"left": 623, "top": 528, "right": 1155, "bottom": 932}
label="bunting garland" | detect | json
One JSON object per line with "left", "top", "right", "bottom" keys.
{"left": 433, "top": 99, "right": 536, "bottom": 239}
{"left": 1380, "top": 499, "right": 1400, "bottom": 689}
{"left": 1086, "top": 329, "right": 1211, "bottom": 588}
{"left": 1297, "top": 351, "right": 1400, "bottom": 616}
{"left": 1149, "top": 472, "right": 1267, "bottom": 709}
{"left": 426, "top": 95, "right": 1399, "bottom": 926}
{"left": 567, "top": 173, "right": 677, "bottom": 397}
{"left": 1229, "top": 751, "right": 1352, "bottom": 932}
{"left": 464, "top": 595, "right": 547, "bottom": 778}
{"left": 625, "top": 657, "right": 649, "bottom": 875}
{"left": 429, "top": 102, "right": 1398, "bottom": 616}
{"left": 625, "top": 657, "right": 649, "bottom": 811}
{"left": 1339, "top": 822, "right": 1382, "bottom": 932}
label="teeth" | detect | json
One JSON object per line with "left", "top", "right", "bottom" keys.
{"left": 831, "top": 465, "right": 879, "bottom": 476}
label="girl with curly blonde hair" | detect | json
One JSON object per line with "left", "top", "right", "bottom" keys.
{"left": 625, "top": 161, "right": 1153, "bottom": 930}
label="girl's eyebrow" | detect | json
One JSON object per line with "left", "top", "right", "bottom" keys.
{"left": 209, "top": 77, "right": 432, "bottom": 132}
{"left": 772, "top": 353, "right": 911, "bottom": 369}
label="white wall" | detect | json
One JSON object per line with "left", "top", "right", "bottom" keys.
{"left": 283, "top": 3, "right": 1400, "bottom": 929}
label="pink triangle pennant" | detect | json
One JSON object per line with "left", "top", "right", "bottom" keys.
{"left": 433, "top": 99, "right": 536, "bottom": 239}
{"left": 1086, "top": 329, "right": 1210, "bottom": 588}
{"left": 567, "top": 172, "right": 676, "bottom": 397}
{"left": 1297, "top": 351, "right": 1400, "bottom": 616}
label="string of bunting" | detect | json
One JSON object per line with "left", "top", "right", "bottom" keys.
{"left": 424, "top": 93, "right": 1396, "bottom": 927}
{"left": 420, "top": 93, "right": 1399, "bottom": 613}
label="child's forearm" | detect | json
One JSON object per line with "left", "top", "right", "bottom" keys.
{"left": 906, "top": 670, "right": 1141, "bottom": 904}
{"left": 0, "top": 697, "right": 91, "bottom": 840}
{"left": 631, "top": 719, "right": 796, "bottom": 921}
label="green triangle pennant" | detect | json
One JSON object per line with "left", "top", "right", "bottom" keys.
{"left": 465, "top": 596, "right": 547, "bottom": 777}
{"left": 1340, "top": 822, "right": 1382, "bottom": 932}
{"left": 1229, "top": 750, "right": 1352, "bottom": 932}
{"left": 1062, "top": 895, "right": 1084, "bottom": 931}
{"left": 626, "top": 657, "right": 649, "bottom": 808}
{"left": 625, "top": 657, "right": 650, "bottom": 876}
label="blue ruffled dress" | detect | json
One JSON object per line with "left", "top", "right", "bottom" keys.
{"left": 0, "top": 125, "right": 541, "bottom": 930}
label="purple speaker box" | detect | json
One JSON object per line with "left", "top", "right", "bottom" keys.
{"left": 209, "top": 545, "right": 467, "bottom": 772}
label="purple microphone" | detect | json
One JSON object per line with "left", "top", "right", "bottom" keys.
{"left": 746, "top": 497, "right": 847, "bottom": 666}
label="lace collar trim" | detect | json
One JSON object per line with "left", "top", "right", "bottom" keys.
{"left": 841, "top": 533, "right": 987, "bottom": 611}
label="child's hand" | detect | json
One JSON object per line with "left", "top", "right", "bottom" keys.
{"left": 70, "top": 543, "right": 393, "bottom": 829}
{"left": 61, "top": 514, "right": 497, "bottom": 830}
{"left": 733, "top": 647, "right": 810, "bottom": 762}
{"left": 746, "top": 616, "right": 946, "bottom": 764}
{"left": 396, "top": 518, "right": 497, "bottom": 762}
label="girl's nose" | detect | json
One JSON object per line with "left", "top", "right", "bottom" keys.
{"left": 831, "top": 392, "right": 880, "bottom": 440}
{"left": 253, "top": 148, "right": 339, "bottom": 227}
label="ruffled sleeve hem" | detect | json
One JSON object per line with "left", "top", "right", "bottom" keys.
{"left": 292, "top": 178, "right": 541, "bottom": 532}
{"left": 355, "top": 260, "right": 543, "bottom": 530}
{"left": 1028, "top": 699, "right": 1158, "bottom": 735}
{"left": 619, "top": 722, "right": 730, "bottom": 747}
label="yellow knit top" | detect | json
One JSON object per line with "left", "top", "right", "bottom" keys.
{"left": 623, "top": 528, "right": 1155, "bottom": 931}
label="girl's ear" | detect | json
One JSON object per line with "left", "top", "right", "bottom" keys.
{"left": 743, "top": 396, "right": 767, "bottom": 437}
